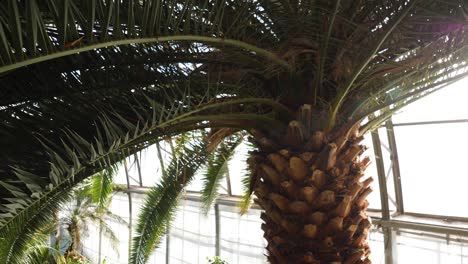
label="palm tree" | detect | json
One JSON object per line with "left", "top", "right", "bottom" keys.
{"left": 0, "top": 1, "right": 467, "bottom": 263}
{"left": 60, "top": 181, "right": 125, "bottom": 259}
{"left": 62, "top": 165, "right": 120, "bottom": 261}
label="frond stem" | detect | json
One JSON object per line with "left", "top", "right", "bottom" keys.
{"left": 0, "top": 35, "right": 289, "bottom": 74}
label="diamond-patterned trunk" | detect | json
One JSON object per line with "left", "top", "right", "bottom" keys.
{"left": 250, "top": 105, "right": 373, "bottom": 264}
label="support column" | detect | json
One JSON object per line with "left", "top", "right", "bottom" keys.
{"left": 371, "top": 129, "right": 397, "bottom": 264}
{"left": 385, "top": 119, "right": 404, "bottom": 214}
{"left": 166, "top": 228, "right": 170, "bottom": 264}
{"left": 215, "top": 203, "right": 221, "bottom": 257}
{"left": 383, "top": 226, "right": 397, "bottom": 264}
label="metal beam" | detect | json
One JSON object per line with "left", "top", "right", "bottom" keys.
{"left": 386, "top": 120, "right": 404, "bottom": 214}
{"left": 392, "top": 118, "right": 468, "bottom": 127}
{"left": 383, "top": 227, "right": 397, "bottom": 264}
{"left": 371, "top": 130, "right": 390, "bottom": 220}
{"left": 166, "top": 228, "right": 171, "bottom": 264}
{"left": 371, "top": 129, "right": 395, "bottom": 264}
{"left": 375, "top": 219, "right": 468, "bottom": 237}
{"left": 402, "top": 212, "right": 468, "bottom": 223}
{"left": 225, "top": 170, "right": 232, "bottom": 196}
{"left": 215, "top": 203, "right": 221, "bottom": 256}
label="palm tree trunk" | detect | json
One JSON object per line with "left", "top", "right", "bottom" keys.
{"left": 251, "top": 105, "right": 373, "bottom": 264}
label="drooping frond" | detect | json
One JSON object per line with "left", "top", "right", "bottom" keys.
{"left": 130, "top": 134, "right": 210, "bottom": 264}
{"left": 238, "top": 140, "right": 256, "bottom": 215}
{"left": 90, "top": 166, "right": 117, "bottom": 208}
{"left": 201, "top": 133, "right": 244, "bottom": 213}
{"left": 20, "top": 235, "right": 66, "bottom": 264}
{"left": 0, "top": 69, "right": 285, "bottom": 262}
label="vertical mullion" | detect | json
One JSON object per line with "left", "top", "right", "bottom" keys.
{"left": 134, "top": 153, "right": 143, "bottom": 187}
{"left": 383, "top": 226, "right": 397, "bottom": 264}
{"left": 124, "top": 159, "right": 133, "bottom": 258}
{"left": 166, "top": 227, "right": 170, "bottom": 264}
{"left": 225, "top": 170, "right": 232, "bottom": 196}
{"left": 371, "top": 129, "right": 390, "bottom": 219}
{"left": 98, "top": 222, "right": 103, "bottom": 264}
{"left": 215, "top": 203, "right": 221, "bottom": 257}
{"left": 386, "top": 119, "right": 405, "bottom": 214}
{"left": 371, "top": 129, "right": 397, "bottom": 264}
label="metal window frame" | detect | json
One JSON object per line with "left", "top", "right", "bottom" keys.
{"left": 371, "top": 129, "right": 397, "bottom": 263}
{"left": 385, "top": 119, "right": 405, "bottom": 214}
{"left": 392, "top": 118, "right": 468, "bottom": 127}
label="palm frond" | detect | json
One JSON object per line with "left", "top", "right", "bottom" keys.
{"left": 21, "top": 234, "right": 66, "bottom": 264}
{"left": 201, "top": 133, "right": 244, "bottom": 214}
{"left": 90, "top": 166, "right": 117, "bottom": 208}
{"left": 130, "top": 134, "right": 210, "bottom": 264}
{"left": 0, "top": 0, "right": 286, "bottom": 73}
{"left": 1, "top": 92, "right": 251, "bottom": 263}
{"left": 238, "top": 141, "right": 256, "bottom": 215}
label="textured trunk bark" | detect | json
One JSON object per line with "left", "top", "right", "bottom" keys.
{"left": 250, "top": 105, "right": 373, "bottom": 264}
{"left": 68, "top": 221, "right": 81, "bottom": 254}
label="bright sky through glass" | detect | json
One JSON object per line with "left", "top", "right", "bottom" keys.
{"left": 392, "top": 76, "right": 468, "bottom": 217}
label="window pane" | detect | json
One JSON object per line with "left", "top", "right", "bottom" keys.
{"left": 169, "top": 200, "right": 216, "bottom": 264}
{"left": 395, "top": 123, "right": 468, "bottom": 217}
{"left": 368, "top": 228, "right": 385, "bottom": 263}
{"left": 219, "top": 205, "right": 266, "bottom": 264}
{"left": 397, "top": 229, "right": 468, "bottom": 264}
{"left": 393, "top": 78, "right": 468, "bottom": 123}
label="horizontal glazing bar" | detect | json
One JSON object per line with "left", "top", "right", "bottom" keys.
{"left": 392, "top": 119, "right": 468, "bottom": 127}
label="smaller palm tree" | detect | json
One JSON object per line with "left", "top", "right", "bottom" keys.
{"left": 60, "top": 175, "right": 127, "bottom": 259}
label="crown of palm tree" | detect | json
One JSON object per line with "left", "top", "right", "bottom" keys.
{"left": 0, "top": 1, "right": 467, "bottom": 263}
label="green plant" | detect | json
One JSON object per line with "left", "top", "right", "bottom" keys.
{"left": 0, "top": 1, "right": 466, "bottom": 263}
{"left": 207, "top": 256, "right": 228, "bottom": 264}
{"left": 61, "top": 175, "right": 126, "bottom": 256}
{"left": 65, "top": 255, "right": 91, "bottom": 264}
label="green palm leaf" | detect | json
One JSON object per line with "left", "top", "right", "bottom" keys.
{"left": 90, "top": 166, "right": 117, "bottom": 208}
{"left": 130, "top": 134, "right": 209, "bottom": 264}
{"left": 0, "top": 0, "right": 285, "bottom": 73}
{"left": 201, "top": 133, "right": 244, "bottom": 213}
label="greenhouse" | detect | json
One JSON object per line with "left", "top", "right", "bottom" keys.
{"left": 0, "top": 1, "right": 467, "bottom": 264}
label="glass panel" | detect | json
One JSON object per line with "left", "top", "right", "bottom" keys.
{"left": 396, "top": 229, "right": 468, "bottom": 264}
{"left": 368, "top": 227, "right": 385, "bottom": 263}
{"left": 227, "top": 142, "right": 251, "bottom": 196}
{"left": 392, "top": 77, "right": 468, "bottom": 123}
{"left": 147, "top": 236, "right": 167, "bottom": 264}
{"left": 185, "top": 171, "right": 205, "bottom": 192}
{"left": 219, "top": 205, "right": 266, "bottom": 264}
{"left": 169, "top": 200, "right": 216, "bottom": 264}
{"left": 395, "top": 123, "right": 468, "bottom": 217}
